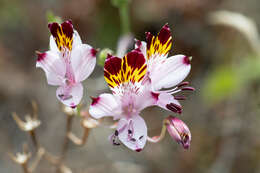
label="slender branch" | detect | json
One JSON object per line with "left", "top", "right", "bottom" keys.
{"left": 29, "top": 130, "right": 39, "bottom": 149}
{"left": 22, "top": 162, "right": 30, "bottom": 173}
{"left": 119, "top": 3, "right": 130, "bottom": 34}
{"left": 67, "top": 127, "right": 90, "bottom": 146}
{"left": 29, "top": 147, "right": 45, "bottom": 172}
{"left": 61, "top": 114, "right": 74, "bottom": 159}
{"left": 147, "top": 120, "right": 167, "bottom": 143}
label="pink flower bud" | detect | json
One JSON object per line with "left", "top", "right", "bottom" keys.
{"left": 166, "top": 116, "right": 191, "bottom": 149}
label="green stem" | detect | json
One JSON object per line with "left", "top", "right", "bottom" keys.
{"left": 119, "top": 3, "right": 130, "bottom": 34}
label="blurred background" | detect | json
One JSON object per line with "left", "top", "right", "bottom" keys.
{"left": 1, "top": 0, "right": 260, "bottom": 172}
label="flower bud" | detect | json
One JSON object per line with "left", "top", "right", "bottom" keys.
{"left": 165, "top": 116, "right": 191, "bottom": 149}
{"left": 98, "top": 48, "right": 114, "bottom": 66}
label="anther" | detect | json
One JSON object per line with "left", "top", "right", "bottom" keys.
{"left": 181, "top": 87, "right": 195, "bottom": 91}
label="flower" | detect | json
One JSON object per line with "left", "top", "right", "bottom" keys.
{"left": 165, "top": 116, "right": 191, "bottom": 149}
{"left": 135, "top": 24, "right": 194, "bottom": 114}
{"left": 89, "top": 49, "right": 159, "bottom": 151}
{"left": 36, "top": 20, "right": 96, "bottom": 108}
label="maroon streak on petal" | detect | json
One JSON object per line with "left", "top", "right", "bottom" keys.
{"left": 36, "top": 52, "right": 46, "bottom": 62}
{"left": 135, "top": 148, "right": 142, "bottom": 152}
{"left": 91, "top": 48, "right": 97, "bottom": 57}
{"left": 61, "top": 20, "right": 74, "bottom": 39}
{"left": 71, "top": 105, "right": 77, "bottom": 109}
{"left": 158, "top": 23, "right": 171, "bottom": 45}
{"left": 90, "top": 96, "right": 100, "bottom": 106}
{"left": 145, "top": 32, "right": 153, "bottom": 50}
{"left": 125, "top": 50, "right": 145, "bottom": 69}
{"left": 151, "top": 92, "right": 159, "bottom": 100}
{"left": 183, "top": 56, "right": 192, "bottom": 65}
{"left": 48, "top": 22, "right": 60, "bottom": 38}
{"left": 104, "top": 56, "right": 122, "bottom": 75}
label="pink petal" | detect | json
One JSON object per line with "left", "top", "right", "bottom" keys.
{"left": 56, "top": 83, "right": 83, "bottom": 107}
{"left": 150, "top": 55, "right": 191, "bottom": 91}
{"left": 157, "top": 93, "right": 182, "bottom": 114}
{"left": 117, "top": 115, "right": 147, "bottom": 152}
{"left": 135, "top": 89, "right": 158, "bottom": 111}
{"left": 36, "top": 51, "right": 66, "bottom": 86}
{"left": 166, "top": 116, "right": 191, "bottom": 149}
{"left": 71, "top": 44, "right": 96, "bottom": 82}
{"left": 89, "top": 93, "right": 120, "bottom": 119}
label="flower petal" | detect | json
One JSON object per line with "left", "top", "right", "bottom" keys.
{"left": 72, "top": 30, "right": 82, "bottom": 49}
{"left": 48, "top": 20, "right": 74, "bottom": 51}
{"left": 56, "top": 83, "right": 83, "bottom": 107}
{"left": 36, "top": 51, "right": 66, "bottom": 86}
{"left": 146, "top": 24, "right": 172, "bottom": 60}
{"left": 117, "top": 115, "right": 147, "bottom": 151}
{"left": 150, "top": 55, "right": 191, "bottom": 91}
{"left": 71, "top": 44, "right": 96, "bottom": 82}
{"left": 89, "top": 93, "right": 120, "bottom": 119}
{"left": 157, "top": 93, "right": 182, "bottom": 114}
{"left": 104, "top": 49, "right": 147, "bottom": 91}
{"left": 49, "top": 36, "right": 59, "bottom": 53}
{"left": 166, "top": 116, "right": 191, "bottom": 149}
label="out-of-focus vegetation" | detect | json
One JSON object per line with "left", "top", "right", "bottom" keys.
{"left": 1, "top": 0, "right": 260, "bottom": 173}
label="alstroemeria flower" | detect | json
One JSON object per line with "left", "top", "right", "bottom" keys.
{"left": 89, "top": 49, "right": 159, "bottom": 151}
{"left": 165, "top": 116, "right": 191, "bottom": 149}
{"left": 135, "top": 24, "right": 194, "bottom": 114}
{"left": 36, "top": 20, "right": 96, "bottom": 108}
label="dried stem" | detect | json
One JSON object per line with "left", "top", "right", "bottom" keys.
{"left": 22, "top": 162, "right": 30, "bottom": 173}
{"left": 29, "top": 130, "right": 39, "bottom": 150}
{"left": 61, "top": 114, "right": 74, "bottom": 159}
{"left": 29, "top": 147, "right": 45, "bottom": 172}
{"left": 67, "top": 127, "right": 90, "bottom": 146}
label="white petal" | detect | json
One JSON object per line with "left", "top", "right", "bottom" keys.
{"left": 116, "top": 34, "right": 133, "bottom": 57}
{"left": 89, "top": 93, "right": 120, "bottom": 119}
{"left": 36, "top": 51, "right": 66, "bottom": 86}
{"left": 71, "top": 44, "right": 96, "bottom": 82}
{"left": 72, "top": 30, "right": 82, "bottom": 49}
{"left": 49, "top": 36, "right": 59, "bottom": 53}
{"left": 157, "top": 93, "right": 182, "bottom": 114}
{"left": 117, "top": 115, "right": 147, "bottom": 151}
{"left": 56, "top": 83, "right": 83, "bottom": 107}
{"left": 150, "top": 55, "right": 191, "bottom": 91}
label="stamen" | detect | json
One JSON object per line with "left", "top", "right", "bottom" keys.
{"left": 181, "top": 87, "right": 195, "bottom": 91}
{"left": 174, "top": 95, "right": 187, "bottom": 100}
{"left": 166, "top": 103, "right": 182, "bottom": 114}
{"left": 177, "top": 82, "right": 189, "bottom": 88}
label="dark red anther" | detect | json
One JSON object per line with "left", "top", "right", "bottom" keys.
{"left": 181, "top": 87, "right": 195, "bottom": 91}
{"left": 177, "top": 82, "right": 189, "bottom": 88}
{"left": 174, "top": 96, "right": 187, "bottom": 100}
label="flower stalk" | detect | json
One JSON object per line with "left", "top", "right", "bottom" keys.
{"left": 147, "top": 119, "right": 168, "bottom": 143}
